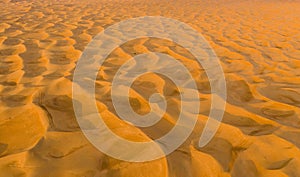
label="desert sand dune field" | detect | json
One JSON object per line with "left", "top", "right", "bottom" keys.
{"left": 1, "top": 0, "right": 300, "bottom": 176}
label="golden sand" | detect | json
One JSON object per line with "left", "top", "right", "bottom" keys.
{"left": 1, "top": 0, "right": 300, "bottom": 176}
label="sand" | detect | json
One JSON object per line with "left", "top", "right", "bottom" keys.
{"left": 1, "top": 0, "right": 300, "bottom": 176}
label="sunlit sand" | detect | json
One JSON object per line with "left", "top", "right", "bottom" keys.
{"left": 1, "top": 0, "right": 300, "bottom": 176}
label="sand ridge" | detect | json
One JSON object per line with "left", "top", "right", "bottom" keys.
{"left": 1, "top": 0, "right": 300, "bottom": 176}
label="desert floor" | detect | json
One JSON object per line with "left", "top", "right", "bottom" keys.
{"left": 1, "top": 0, "right": 300, "bottom": 177}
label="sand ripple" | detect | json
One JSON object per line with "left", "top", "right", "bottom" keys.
{"left": 1, "top": 0, "right": 300, "bottom": 176}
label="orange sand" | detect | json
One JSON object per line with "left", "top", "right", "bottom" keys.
{"left": 1, "top": 0, "right": 300, "bottom": 176}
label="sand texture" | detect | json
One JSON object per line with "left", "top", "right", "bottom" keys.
{"left": 1, "top": 0, "right": 300, "bottom": 176}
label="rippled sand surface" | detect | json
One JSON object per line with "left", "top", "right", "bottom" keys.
{"left": 1, "top": 0, "right": 300, "bottom": 176}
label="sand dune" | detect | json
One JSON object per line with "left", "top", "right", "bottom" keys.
{"left": 1, "top": 0, "right": 300, "bottom": 176}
